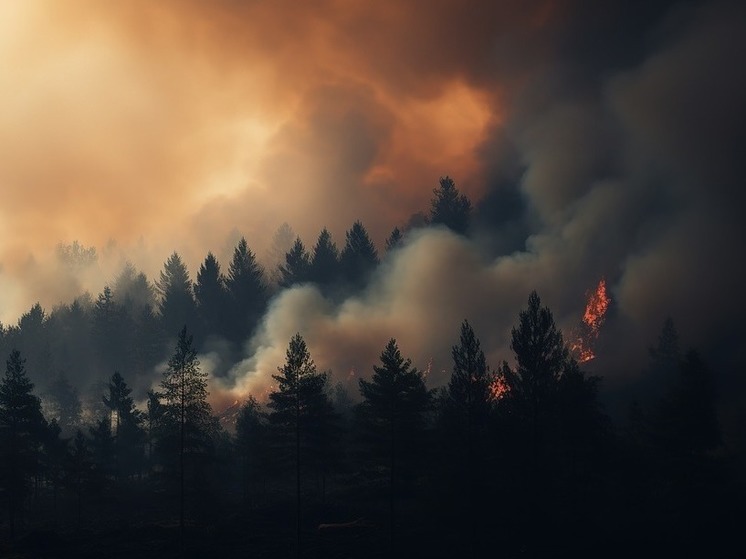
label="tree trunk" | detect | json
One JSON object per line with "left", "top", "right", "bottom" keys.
{"left": 180, "top": 390, "right": 185, "bottom": 551}
{"left": 296, "top": 392, "right": 301, "bottom": 559}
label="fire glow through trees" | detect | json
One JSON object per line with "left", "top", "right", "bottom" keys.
{"left": 570, "top": 279, "right": 611, "bottom": 363}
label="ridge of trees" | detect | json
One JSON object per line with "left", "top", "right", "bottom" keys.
{"left": 0, "top": 177, "right": 740, "bottom": 556}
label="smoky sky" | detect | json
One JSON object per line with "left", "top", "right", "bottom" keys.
{"left": 1, "top": 1, "right": 745, "bottom": 417}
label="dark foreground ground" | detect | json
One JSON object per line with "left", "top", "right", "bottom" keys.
{"left": 1, "top": 475, "right": 743, "bottom": 559}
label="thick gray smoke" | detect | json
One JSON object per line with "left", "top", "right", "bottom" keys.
{"left": 213, "top": 1, "right": 746, "bottom": 430}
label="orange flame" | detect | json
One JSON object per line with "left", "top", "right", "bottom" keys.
{"left": 570, "top": 279, "right": 610, "bottom": 363}
{"left": 488, "top": 376, "right": 509, "bottom": 401}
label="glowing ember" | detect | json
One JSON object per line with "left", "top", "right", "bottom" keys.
{"left": 488, "top": 376, "right": 509, "bottom": 401}
{"left": 570, "top": 279, "right": 611, "bottom": 363}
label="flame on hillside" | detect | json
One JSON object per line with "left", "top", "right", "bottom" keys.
{"left": 570, "top": 279, "right": 611, "bottom": 363}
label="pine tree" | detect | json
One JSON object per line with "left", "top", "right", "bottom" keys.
{"left": 358, "top": 339, "right": 432, "bottom": 547}
{"left": 268, "top": 334, "right": 334, "bottom": 555}
{"left": 442, "top": 320, "right": 494, "bottom": 550}
{"left": 501, "top": 291, "right": 568, "bottom": 437}
{"left": 103, "top": 372, "right": 144, "bottom": 478}
{"left": 160, "top": 326, "right": 212, "bottom": 537}
{"left": 194, "top": 252, "right": 229, "bottom": 339}
{"left": 93, "top": 286, "right": 133, "bottom": 376}
{"left": 446, "top": 320, "right": 493, "bottom": 430}
{"left": 279, "top": 237, "right": 311, "bottom": 288}
{"left": 113, "top": 262, "right": 155, "bottom": 314}
{"left": 0, "top": 350, "right": 46, "bottom": 540}
{"left": 225, "top": 238, "right": 267, "bottom": 343}
{"left": 309, "top": 228, "right": 340, "bottom": 289}
{"left": 156, "top": 252, "right": 197, "bottom": 339}
{"left": 498, "top": 291, "right": 582, "bottom": 550}
{"left": 385, "top": 227, "right": 403, "bottom": 252}
{"left": 340, "top": 221, "right": 379, "bottom": 290}
{"left": 430, "top": 176, "right": 472, "bottom": 234}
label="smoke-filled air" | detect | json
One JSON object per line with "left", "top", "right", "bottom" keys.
{"left": 0, "top": 1, "right": 744, "bottom": 557}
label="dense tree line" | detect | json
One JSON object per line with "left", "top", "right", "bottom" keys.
{"left": 0, "top": 177, "right": 471, "bottom": 416}
{"left": 0, "top": 178, "right": 742, "bottom": 557}
{"left": 0, "top": 292, "right": 741, "bottom": 558}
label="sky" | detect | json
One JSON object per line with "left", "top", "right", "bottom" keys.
{"left": 1, "top": 1, "right": 745, "bottom": 419}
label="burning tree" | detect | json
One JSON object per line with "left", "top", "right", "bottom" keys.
{"left": 570, "top": 279, "right": 611, "bottom": 363}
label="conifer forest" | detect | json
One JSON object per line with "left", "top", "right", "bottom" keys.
{"left": 1, "top": 2, "right": 745, "bottom": 558}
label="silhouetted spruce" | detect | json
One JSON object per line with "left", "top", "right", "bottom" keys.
{"left": 103, "top": 371, "right": 145, "bottom": 479}
{"left": 309, "top": 228, "right": 341, "bottom": 289}
{"left": 159, "top": 326, "right": 214, "bottom": 538}
{"left": 194, "top": 252, "right": 229, "bottom": 339}
{"left": 112, "top": 262, "right": 156, "bottom": 315}
{"left": 429, "top": 176, "right": 472, "bottom": 235}
{"left": 225, "top": 237, "right": 267, "bottom": 344}
{"left": 279, "top": 237, "right": 311, "bottom": 288}
{"left": 268, "top": 334, "right": 335, "bottom": 556}
{"left": 93, "top": 285, "right": 135, "bottom": 378}
{"left": 0, "top": 350, "right": 46, "bottom": 540}
{"left": 439, "top": 320, "right": 494, "bottom": 554}
{"left": 156, "top": 252, "right": 197, "bottom": 339}
{"left": 340, "top": 221, "right": 379, "bottom": 290}
{"left": 357, "top": 339, "right": 432, "bottom": 548}
{"left": 385, "top": 227, "right": 403, "bottom": 252}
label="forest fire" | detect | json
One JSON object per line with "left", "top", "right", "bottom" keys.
{"left": 570, "top": 279, "right": 611, "bottom": 363}
{"left": 488, "top": 375, "right": 509, "bottom": 401}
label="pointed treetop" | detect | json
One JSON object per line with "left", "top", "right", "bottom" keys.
{"left": 429, "top": 176, "right": 472, "bottom": 235}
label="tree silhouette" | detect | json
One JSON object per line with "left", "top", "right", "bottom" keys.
{"left": 268, "top": 334, "right": 334, "bottom": 556}
{"left": 14, "top": 303, "right": 52, "bottom": 386}
{"left": 501, "top": 292, "right": 568, "bottom": 449}
{"left": 429, "top": 176, "right": 472, "bottom": 234}
{"left": 156, "top": 252, "right": 197, "bottom": 339}
{"left": 279, "top": 237, "right": 311, "bottom": 288}
{"left": 441, "top": 321, "right": 494, "bottom": 554}
{"left": 358, "top": 339, "right": 432, "bottom": 548}
{"left": 113, "top": 262, "right": 155, "bottom": 314}
{"left": 194, "top": 252, "right": 229, "bottom": 339}
{"left": 309, "top": 228, "right": 341, "bottom": 290}
{"left": 0, "top": 350, "right": 45, "bottom": 540}
{"left": 103, "top": 371, "right": 145, "bottom": 478}
{"left": 93, "top": 286, "right": 133, "bottom": 376}
{"left": 225, "top": 237, "right": 267, "bottom": 344}
{"left": 498, "top": 291, "right": 570, "bottom": 544}
{"left": 160, "top": 326, "right": 213, "bottom": 539}
{"left": 340, "top": 221, "right": 379, "bottom": 290}
{"left": 385, "top": 227, "right": 403, "bottom": 252}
